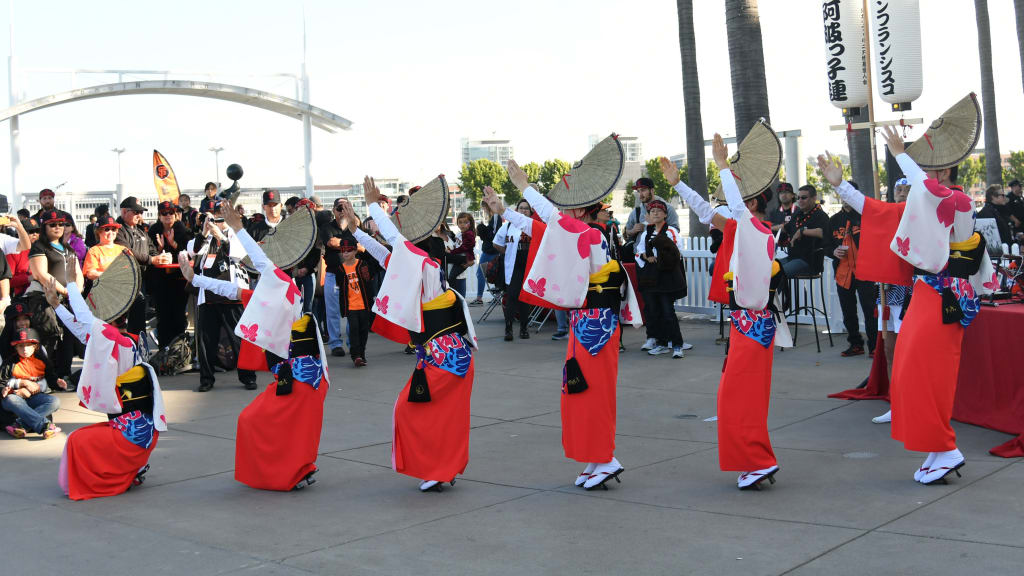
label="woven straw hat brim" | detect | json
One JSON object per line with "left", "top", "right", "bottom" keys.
{"left": 390, "top": 175, "right": 450, "bottom": 243}
{"left": 712, "top": 119, "right": 782, "bottom": 202}
{"left": 87, "top": 250, "right": 141, "bottom": 323}
{"left": 547, "top": 134, "right": 624, "bottom": 209}
{"left": 905, "top": 93, "right": 982, "bottom": 170}
{"left": 241, "top": 205, "right": 317, "bottom": 273}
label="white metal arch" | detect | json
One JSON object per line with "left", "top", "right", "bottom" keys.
{"left": 0, "top": 80, "right": 352, "bottom": 132}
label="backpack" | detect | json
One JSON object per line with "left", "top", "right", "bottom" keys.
{"left": 150, "top": 332, "right": 194, "bottom": 376}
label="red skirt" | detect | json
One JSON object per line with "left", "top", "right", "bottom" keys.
{"left": 890, "top": 280, "right": 962, "bottom": 452}
{"left": 561, "top": 327, "right": 620, "bottom": 463}
{"left": 60, "top": 423, "right": 158, "bottom": 501}
{"left": 392, "top": 361, "right": 474, "bottom": 481}
{"left": 235, "top": 378, "right": 328, "bottom": 491}
{"left": 717, "top": 325, "right": 777, "bottom": 471}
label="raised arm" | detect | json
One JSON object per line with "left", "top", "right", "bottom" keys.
{"left": 881, "top": 126, "right": 926, "bottom": 187}
{"left": 353, "top": 228, "right": 390, "bottom": 266}
{"left": 65, "top": 281, "right": 97, "bottom": 328}
{"left": 505, "top": 159, "right": 555, "bottom": 223}
{"left": 178, "top": 252, "right": 242, "bottom": 300}
{"left": 482, "top": 186, "right": 535, "bottom": 237}
{"left": 817, "top": 153, "right": 865, "bottom": 213}
{"left": 367, "top": 201, "right": 402, "bottom": 245}
{"left": 46, "top": 278, "right": 89, "bottom": 343}
{"left": 659, "top": 156, "right": 719, "bottom": 226}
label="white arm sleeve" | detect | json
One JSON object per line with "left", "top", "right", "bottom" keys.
{"left": 65, "top": 283, "right": 97, "bottom": 328}
{"left": 522, "top": 186, "right": 556, "bottom": 223}
{"left": 673, "top": 181, "right": 716, "bottom": 225}
{"left": 233, "top": 229, "right": 272, "bottom": 274}
{"left": 895, "top": 152, "right": 927, "bottom": 187}
{"left": 55, "top": 305, "right": 89, "bottom": 344}
{"left": 353, "top": 228, "right": 391, "bottom": 266}
{"left": 368, "top": 203, "right": 403, "bottom": 245}
{"left": 191, "top": 274, "right": 242, "bottom": 300}
{"left": 835, "top": 180, "right": 866, "bottom": 214}
{"left": 501, "top": 209, "right": 535, "bottom": 237}
{"left": 720, "top": 169, "right": 748, "bottom": 218}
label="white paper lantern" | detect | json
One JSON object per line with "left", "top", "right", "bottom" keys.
{"left": 870, "top": 0, "right": 923, "bottom": 105}
{"left": 822, "top": 0, "right": 869, "bottom": 109}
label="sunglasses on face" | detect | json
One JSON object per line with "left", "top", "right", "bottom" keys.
{"left": 797, "top": 195, "right": 810, "bottom": 200}
{"left": 46, "top": 222, "right": 65, "bottom": 228}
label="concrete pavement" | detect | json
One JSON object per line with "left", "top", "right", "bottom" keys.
{"left": 2, "top": 315, "right": 1021, "bottom": 576}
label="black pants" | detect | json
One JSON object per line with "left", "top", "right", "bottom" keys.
{"left": 126, "top": 291, "right": 147, "bottom": 338}
{"left": 642, "top": 289, "right": 683, "bottom": 347}
{"left": 197, "top": 302, "right": 256, "bottom": 387}
{"left": 836, "top": 275, "right": 877, "bottom": 351}
{"left": 46, "top": 329, "right": 76, "bottom": 379}
{"left": 503, "top": 282, "right": 530, "bottom": 332}
{"left": 151, "top": 272, "right": 188, "bottom": 347}
{"left": 346, "top": 308, "right": 371, "bottom": 360}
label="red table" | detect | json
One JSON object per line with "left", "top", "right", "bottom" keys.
{"left": 954, "top": 303, "right": 1024, "bottom": 457}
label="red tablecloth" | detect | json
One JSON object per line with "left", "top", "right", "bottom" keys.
{"left": 954, "top": 304, "right": 1024, "bottom": 457}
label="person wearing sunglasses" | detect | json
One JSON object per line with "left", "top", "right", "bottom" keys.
{"left": 975, "top": 184, "right": 1012, "bottom": 245}
{"left": 31, "top": 188, "right": 74, "bottom": 241}
{"left": 318, "top": 198, "right": 358, "bottom": 358}
{"left": 115, "top": 197, "right": 171, "bottom": 336}
{"left": 27, "top": 210, "right": 82, "bottom": 385}
{"left": 779, "top": 185, "right": 830, "bottom": 278}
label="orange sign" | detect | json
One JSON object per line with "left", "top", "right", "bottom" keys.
{"left": 153, "top": 149, "right": 181, "bottom": 204}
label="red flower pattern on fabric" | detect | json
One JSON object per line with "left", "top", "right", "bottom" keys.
{"left": 527, "top": 277, "right": 547, "bottom": 297}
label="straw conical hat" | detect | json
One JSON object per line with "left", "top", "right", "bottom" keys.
{"left": 905, "top": 93, "right": 982, "bottom": 170}
{"left": 87, "top": 250, "right": 141, "bottom": 322}
{"left": 713, "top": 119, "right": 782, "bottom": 202}
{"left": 390, "top": 175, "right": 450, "bottom": 243}
{"left": 241, "top": 204, "right": 318, "bottom": 273}
{"left": 546, "top": 134, "right": 624, "bottom": 209}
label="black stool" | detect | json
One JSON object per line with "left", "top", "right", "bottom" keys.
{"left": 785, "top": 249, "right": 834, "bottom": 353}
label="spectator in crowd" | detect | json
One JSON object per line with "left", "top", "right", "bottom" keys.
{"left": 596, "top": 203, "right": 623, "bottom": 261}
{"left": 828, "top": 183, "right": 877, "bottom": 357}
{"left": 0, "top": 215, "right": 31, "bottom": 305}
{"left": 320, "top": 198, "right": 355, "bottom": 357}
{"left": 779, "top": 184, "right": 829, "bottom": 277}
{"left": 148, "top": 201, "right": 193, "bottom": 346}
{"left": 16, "top": 208, "right": 29, "bottom": 221}
{"left": 67, "top": 222, "right": 88, "bottom": 263}
{"left": 1004, "top": 179, "right": 1022, "bottom": 234}
{"left": 82, "top": 215, "right": 124, "bottom": 280}
{"left": 179, "top": 194, "right": 200, "bottom": 233}
{"left": 493, "top": 199, "right": 534, "bottom": 341}
{"left": 199, "top": 182, "right": 220, "bottom": 214}
{"left": 471, "top": 202, "right": 502, "bottom": 306}
{"left": 336, "top": 232, "right": 381, "bottom": 367}
{"left": 1, "top": 328, "right": 64, "bottom": 439}
{"left": 447, "top": 212, "right": 476, "bottom": 297}
{"left": 770, "top": 182, "right": 796, "bottom": 231}
{"left": 27, "top": 210, "right": 82, "bottom": 385}
{"left": 623, "top": 177, "right": 679, "bottom": 245}
{"left": 115, "top": 196, "right": 171, "bottom": 335}
{"left": 188, "top": 200, "right": 256, "bottom": 392}
{"left": 84, "top": 205, "right": 108, "bottom": 247}
{"left": 976, "top": 184, "right": 1012, "bottom": 245}
{"left": 634, "top": 198, "right": 687, "bottom": 358}
{"left": 245, "top": 190, "right": 283, "bottom": 242}
{"left": 32, "top": 189, "right": 74, "bottom": 239}
{"left": 0, "top": 302, "right": 32, "bottom": 359}
{"left": 284, "top": 195, "right": 301, "bottom": 215}
{"left": 7, "top": 218, "right": 38, "bottom": 298}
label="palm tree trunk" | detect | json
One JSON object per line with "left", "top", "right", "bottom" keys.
{"left": 724, "top": 0, "right": 771, "bottom": 139}
{"left": 846, "top": 107, "right": 875, "bottom": 199}
{"left": 1015, "top": 0, "right": 1024, "bottom": 93}
{"left": 676, "top": 0, "right": 708, "bottom": 237}
{"left": 976, "top": 0, "right": 1002, "bottom": 186}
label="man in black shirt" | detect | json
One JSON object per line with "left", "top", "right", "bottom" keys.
{"left": 32, "top": 189, "right": 74, "bottom": 239}
{"left": 977, "top": 184, "right": 1012, "bottom": 245}
{"left": 320, "top": 198, "right": 354, "bottom": 356}
{"left": 780, "top": 184, "right": 830, "bottom": 277}
{"left": 115, "top": 196, "right": 171, "bottom": 335}
{"left": 769, "top": 182, "right": 796, "bottom": 231}
{"left": 245, "top": 190, "right": 283, "bottom": 243}
{"left": 828, "top": 193, "right": 876, "bottom": 357}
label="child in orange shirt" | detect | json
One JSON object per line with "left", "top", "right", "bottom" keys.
{"left": 338, "top": 238, "right": 380, "bottom": 367}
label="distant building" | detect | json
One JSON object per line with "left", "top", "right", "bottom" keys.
{"left": 669, "top": 154, "right": 686, "bottom": 171}
{"left": 461, "top": 138, "right": 514, "bottom": 167}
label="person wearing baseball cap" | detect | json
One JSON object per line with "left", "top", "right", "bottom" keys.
{"left": 115, "top": 197, "right": 171, "bottom": 334}
{"left": 245, "top": 189, "right": 283, "bottom": 243}
{"left": 32, "top": 189, "right": 75, "bottom": 237}
{"left": 1, "top": 326, "right": 65, "bottom": 439}
{"left": 623, "top": 177, "right": 679, "bottom": 246}
{"left": 82, "top": 215, "right": 124, "bottom": 281}
{"left": 146, "top": 201, "right": 194, "bottom": 347}
{"left": 769, "top": 182, "right": 796, "bottom": 231}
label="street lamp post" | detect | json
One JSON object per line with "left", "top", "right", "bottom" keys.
{"left": 111, "top": 147, "right": 125, "bottom": 206}
{"left": 209, "top": 146, "right": 224, "bottom": 185}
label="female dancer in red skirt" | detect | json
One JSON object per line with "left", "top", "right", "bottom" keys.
{"left": 660, "top": 134, "right": 790, "bottom": 490}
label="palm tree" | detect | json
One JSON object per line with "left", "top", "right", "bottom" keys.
{"left": 1015, "top": 0, "right": 1024, "bottom": 94}
{"left": 676, "top": 0, "right": 708, "bottom": 236}
{"left": 976, "top": 0, "right": 1002, "bottom": 186}
{"left": 724, "top": 0, "right": 771, "bottom": 139}
{"left": 846, "top": 107, "right": 875, "bottom": 198}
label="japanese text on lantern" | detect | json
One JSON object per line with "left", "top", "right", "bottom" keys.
{"left": 823, "top": 0, "right": 847, "bottom": 102}
{"left": 875, "top": 1, "right": 895, "bottom": 96}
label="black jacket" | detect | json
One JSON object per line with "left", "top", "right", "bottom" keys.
{"left": 147, "top": 220, "right": 193, "bottom": 260}
{"left": 977, "top": 203, "right": 1012, "bottom": 245}
{"left": 0, "top": 348, "right": 58, "bottom": 390}
{"left": 337, "top": 254, "right": 382, "bottom": 316}
{"left": 827, "top": 208, "right": 862, "bottom": 270}
{"left": 115, "top": 223, "right": 158, "bottom": 270}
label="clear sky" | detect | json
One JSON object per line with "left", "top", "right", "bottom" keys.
{"left": 0, "top": 0, "right": 1021, "bottom": 200}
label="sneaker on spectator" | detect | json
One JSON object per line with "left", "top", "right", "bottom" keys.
{"left": 5, "top": 423, "right": 26, "bottom": 439}
{"left": 681, "top": 342, "right": 694, "bottom": 351}
{"left": 331, "top": 346, "right": 347, "bottom": 357}
{"left": 841, "top": 345, "right": 864, "bottom": 357}
{"left": 42, "top": 423, "right": 61, "bottom": 439}
{"left": 648, "top": 345, "right": 671, "bottom": 356}
{"left": 672, "top": 346, "right": 685, "bottom": 359}
{"left": 551, "top": 331, "right": 568, "bottom": 341}
{"left": 641, "top": 338, "right": 657, "bottom": 351}
{"left": 468, "top": 298, "right": 484, "bottom": 307}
